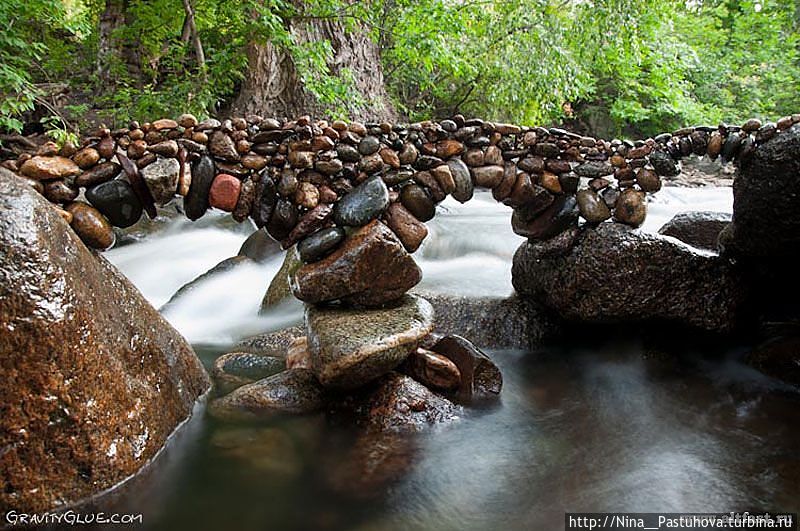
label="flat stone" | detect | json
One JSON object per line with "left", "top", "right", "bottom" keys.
{"left": 66, "top": 202, "right": 115, "bottom": 249}
{"left": 658, "top": 211, "right": 731, "bottom": 252}
{"left": 209, "top": 369, "right": 325, "bottom": 421}
{"left": 75, "top": 161, "right": 121, "bottom": 188}
{"left": 333, "top": 175, "right": 389, "bottom": 227}
{"left": 447, "top": 158, "right": 473, "bottom": 203}
{"left": 291, "top": 220, "right": 422, "bottom": 307}
{"left": 20, "top": 156, "right": 80, "bottom": 181}
{"left": 306, "top": 294, "right": 434, "bottom": 389}
{"left": 574, "top": 161, "right": 614, "bottom": 178}
{"left": 85, "top": 179, "right": 143, "bottom": 228}
{"left": 140, "top": 157, "right": 180, "bottom": 205}
{"left": 298, "top": 226, "right": 345, "bottom": 262}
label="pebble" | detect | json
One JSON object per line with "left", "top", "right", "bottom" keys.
{"left": 511, "top": 195, "right": 578, "bottom": 240}
{"left": 333, "top": 175, "right": 389, "bottom": 227}
{"left": 75, "top": 161, "right": 120, "bottom": 188}
{"left": 294, "top": 182, "right": 319, "bottom": 209}
{"left": 44, "top": 180, "right": 79, "bottom": 204}
{"left": 400, "top": 184, "right": 435, "bottom": 222}
{"left": 576, "top": 189, "right": 611, "bottom": 223}
{"left": 185, "top": 155, "right": 215, "bottom": 220}
{"left": 232, "top": 177, "right": 256, "bottom": 223}
{"left": 404, "top": 348, "right": 461, "bottom": 391}
{"left": 209, "top": 131, "right": 240, "bottom": 161}
{"left": 66, "top": 202, "right": 115, "bottom": 249}
{"left": 20, "top": 156, "right": 80, "bottom": 181}
{"left": 85, "top": 179, "right": 143, "bottom": 228}
{"left": 574, "top": 161, "right": 614, "bottom": 178}
{"left": 613, "top": 188, "right": 647, "bottom": 227}
{"left": 430, "top": 164, "right": 455, "bottom": 195}
{"left": 446, "top": 158, "right": 473, "bottom": 202}
{"left": 140, "top": 157, "right": 180, "bottom": 205}
{"left": 209, "top": 173, "right": 242, "bottom": 212}
{"left": 74, "top": 147, "right": 100, "bottom": 169}
{"left": 358, "top": 136, "right": 381, "bottom": 155}
{"left": 283, "top": 204, "right": 333, "bottom": 248}
{"left": 149, "top": 140, "right": 179, "bottom": 157}
{"left": 266, "top": 199, "right": 299, "bottom": 241}
{"left": 298, "top": 227, "right": 346, "bottom": 262}
{"left": 649, "top": 150, "right": 680, "bottom": 176}
{"left": 636, "top": 168, "right": 661, "bottom": 193}
{"left": 384, "top": 202, "right": 429, "bottom": 253}
{"left": 471, "top": 165, "right": 504, "bottom": 188}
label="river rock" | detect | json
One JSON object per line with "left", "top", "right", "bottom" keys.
{"left": 65, "top": 202, "right": 115, "bottom": 249}
{"left": 140, "top": 157, "right": 180, "bottom": 205}
{"left": 282, "top": 204, "right": 333, "bottom": 249}
{"left": 238, "top": 227, "right": 281, "bottom": 262}
{"left": 43, "top": 180, "right": 78, "bottom": 204}
{"left": 402, "top": 348, "right": 461, "bottom": 391}
{"left": 305, "top": 294, "right": 434, "bottom": 389}
{"left": 333, "top": 175, "right": 389, "bottom": 227}
{"left": 447, "top": 158, "right": 474, "bottom": 202}
{"left": 209, "top": 369, "right": 325, "bottom": 421}
{"left": 384, "top": 202, "right": 428, "bottom": 253}
{"left": 649, "top": 150, "right": 680, "bottom": 176}
{"left": 208, "top": 173, "right": 241, "bottom": 212}
{"left": 20, "top": 156, "right": 80, "bottom": 181}
{"left": 267, "top": 199, "right": 299, "bottom": 242}
{"left": 400, "top": 184, "right": 435, "bottom": 222}
{"left": 291, "top": 220, "right": 422, "bottom": 307}
{"left": 636, "top": 168, "right": 661, "bottom": 192}
{"left": 185, "top": 155, "right": 215, "bottom": 220}
{"left": 75, "top": 161, "right": 121, "bottom": 187}
{"left": 149, "top": 140, "right": 179, "bottom": 157}
{"left": 574, "top": 161, "right": 614, "bottom": 178}
{"left": 658, "top": 211, "right": 731, "bottom": 252}
{"left": 429, "top": 335, "right": 502, "bottom": 401}
{"left": 0, "top": 172, "right": 209, "bottom": 512}
{"left": 212, "top": 351, "right": 287, "bottom": 394}
{"left": 576, "top": 189, "right": 611, "bottom": 223}
{"left": 298, "top": 227, "right": 345, "bottom": 262}
{"left": 471, "top": 165, "right": 504, "bottom": 188}
{"left": 511, "top": 195, "right": 578, "bottom": 240}
{"left": 613, "top": 188, "right": 647, "bottom": 227}
{"left": 511, "top": 222, "right": 745, "bottom": 332}
{"left": 85, "top": 179, "right": 143, "bottom": 228}
{"left": 73, "top": 147, "right": 100, "bottom": 169}
{"left": 161, "top": 256, "right": 252, "bottom": 311}
{"left": 260, "top": 247, "right": 303, "bottom": 311}
{"left": 209, "top": 130, "right": 240, "bottom": 161}
{"left": 252, "top": 176, "right": 278, "bottom": 228}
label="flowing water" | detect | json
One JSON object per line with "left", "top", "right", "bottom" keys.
{"left": 101, "top": 188, "right": 800, "bottom": 530}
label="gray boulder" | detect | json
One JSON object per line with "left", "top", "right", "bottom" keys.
{"left": 658, "top": 211, "right": 731, "bottom": 252}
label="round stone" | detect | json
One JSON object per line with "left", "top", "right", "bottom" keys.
{"left": 85, "top": 179, "right": 143, "bottom": 228}
{"left": 576, "top": 189, "right": 611, "bottom": 223}
{"left": 358, "top": 136, "right": 380, "bottom": 155}
{"left": 333, "top": 175, "right": 389, "bottom": 227}
{"left": 73, "top": 148, "right": 100, "bottom": 169}
{"left": 209, "top": 173, "right": 242, "bottom": 212}
{"left": 614, "top": 188, "right": 647, "bottom": 227}
{"left": 298, "top": 227, "right": 346, "bottom": 263}
{"left": 267, "top": 199, "right": 299, "bottom": 241}
{"left": 44, "top": 180, "right": 79, "bottom": 204}
{"left": 66, "top": 202, "right": 115, "bottom": 249}
{"left": 400, "top": 184, "right": 436, "bottom": 222}
{"left": 636, "top": 168, "right": 662, "bottom": 193}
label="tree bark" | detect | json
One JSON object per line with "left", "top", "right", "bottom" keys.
{"left": 95, "top": 0, "right": 141, "bottom": 90}
{"left": 231, "top": 15, "right": 396, "bottom": 121}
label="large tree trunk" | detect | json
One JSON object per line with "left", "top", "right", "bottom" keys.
{"left": 95, "top": 0, "right": 141, "bottom": 90}
{"left": 232, "top": 17, "right": 396, "bottom": 121}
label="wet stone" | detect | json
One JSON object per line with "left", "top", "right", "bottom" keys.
{"left": 512, "top": 195, "right": 579, "bottom": 241}
{"left": 447, "top": 158, "right": 473, "bottom": 203}
{"left": 208, "top": 173, "right": 241, "bottom": 212}
{"left": 577, "top": 189, "right": 611, "bottom": 223}
{"left": 333, "top": 175, "right": 389, "bottom": 227}
{"left": 400, "top": 184, "right": 436, "bottom": 222}
{"left": 613, "top": 188, "right": 647, "bottom": 227}
{"left": 298, "top": 227, "right": 345, "bottom": 263}
{"left": 75, "top": 161, "right": 121, "bottom": 188}
{"left": 574, "top": 161, "right": 614, "bottom": 178}
{"left": 636, "top": 168, "right": 662, "bottom": 193}
{"left": 44, "top": 180, "right": 79, "bottom": 204}
{"left": 140, "top": 157, "right": 180, "bottom": 205}
{"left": 648, "top": 150, "right": 680, "bottom": 177}
{"left": 212, "top": 351, "right": 287, "bottom": 393}
{"left": 471, "top": 165, "right": 504, "bottom": 188}
{"left": 209, "top": 131, "right": 240, "bottom": 161}
{"left": 20, "top": 156, "right": 80, "bottom": 181}
{"left": 85, "top": 179, "right": 143, "bottom": 228}
{"left": 384, "top": 202, "right": 428, "bottom": 253}
{"left": 66, "top": 202, "right": 115, "bottom": 250}
{"left": 358, "top": 136, "right": 381, "bottom": 155}
{"left": 403, "top": 348, "right": 461, "bottom": 392}
{"left": 267, "top": 199, "right": 299, "bottom": 241}
{"left": 430, "top": 335, "right": 502, "bottom": 402}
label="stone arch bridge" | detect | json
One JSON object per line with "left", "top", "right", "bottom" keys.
{"left": 2, "top": 112, "right": 793, "bottom": 309}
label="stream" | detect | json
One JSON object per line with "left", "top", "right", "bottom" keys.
{"left": 101, "top": 187, "right": 800, "bottom": 530}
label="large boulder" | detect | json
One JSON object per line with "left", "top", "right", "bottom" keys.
{"left": 290, "top": 220, "right": 422, "bottom": 307}
{"left": 658, "top": 211, "right": 731, "bottom": 252}
{"left": 306, "top": 294, "right": 434, "bottom": 389}
{"left": 0, "top": 172, "right": 210, "bottom": 513}
{"left": 511, "top": 223, "right": 745, "bottom": 332}
{"left": 720, "top": 124, "right": 800, "bottom": 258}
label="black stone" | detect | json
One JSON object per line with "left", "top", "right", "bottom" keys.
{"left": 85, "top": 179, "right": 143, "bottom": 228}
{"left": 511, "top": 195, "right": 579, "bottom": 241}
{"left": 185, "top": 155, "right": 215, "bottom": 221}
{"left": 252, "top": 176, "right": 277, "bottom": 228}
{"left": 266, "top": 199, "right": 299, "bottom": 241}
{"left": 333, "top": 175, "right": 389, "bottom": 227}
{"left": 400, "top": 184, "right": 436, "bottom": 222}
{"left": 337, "top": 144, "right": 361, "bottom": 162}
{"left": 358, "top": 136, "right": 381, "bottom": 155}
{"left": 297, "top": 227, "right": 346, "bottom": 263}
{"left": 649, "top": 150, "right": 680, "bottom": 176}
{"left": 721, "top": 132, "right": 742, "bottom": 163}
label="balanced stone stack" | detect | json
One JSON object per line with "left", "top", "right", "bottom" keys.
{"left": 4, "top": 113, "right": 795, "bottom": 271}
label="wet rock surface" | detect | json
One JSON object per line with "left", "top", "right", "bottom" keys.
{"left": 512, "top": 223, "right": 746, "bottom": 332}
{"left": 306, "top": 294, "right": 434, "bottom": 389}
{"left": 212, "top": 351, "right": 287, "bottom": 394}
{"left": 0, "top": 172, "right": 209, "bottom": 513}
{"left": 658, "top": 211, "right": 731, "bottom": 252}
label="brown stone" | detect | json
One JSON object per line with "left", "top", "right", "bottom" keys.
{"left": 379, "top": 147, "right": 400, "bottom": 169}
{"left": 209, "top": 131, "right": 240, "bottom": 161}
{"left": 291, "top": 220, "right": 422, "bottom": 307}
{"left": 614, "top": 188, "right": 647, "bottom": 227}
{"left": 287, "top": 337, "right": 312, "bottom": 370}
{"left": 635, "top": 168, "right": 661, "bottom": 193}
{"left": 282, "top": 204, "right": 333, "bottom": 249}
{"left": 430, "top": 335, "right": 502, "bottom": 401}
{"left": 576, "top": 189, "right": 611, "bottom": 223}
{"left": 209, "top": 173, "right": 241, "bottom": 212}
{"left": 384, "top": 202, "right": 428, "bottom": 253}
{"left": 484, "top": 145, "right": 503, "bottom": 166}
{"left": 149, "top": 140, "right": 179, "bottom": 157}
{"left": 294, "top": 182, "right": 319, "bottom": 209}
{"left": 436, "top": 139, "right": 465, "bottom": 158}
{"left": 73, "top": 147, "right": 100, "bottom": 169}
{"left": 97, "top": 136, "right": 116, "bottom": 159}
{"left": 404, "top": 348, "right": 461, "bottom": 391}
{"left": 0, "top": 174, "right": 209, "bottom": 513}
{"left": 707, "top": 132, "right": 724, "bottom": 159}
{"left": 540, "top": 171, "right": 562, "bottom": 193}
{"left": 232, "top": 177, "right": 257, "bottom": 223}
{"left": 152, "top": 118, "right": 178, "bottom": 130}
{"left": 20, "top": 156, "right": 80, "bottom": 181}
{"left": 471, "top": 165, "right": 504, "bottom": 188}
{"left": 44, "top": 180, "right": 78, "bottom": 204}
{"left": 492, "top": 162, "right": 517, "bottom": 201}
{"left": 66, "top": 202, "right": 115, "bottom": 249}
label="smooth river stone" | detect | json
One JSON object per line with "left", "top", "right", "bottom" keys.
{"left": 211, "top": 351, "right": 288, "bottom": 394}
{"left": 267, "top": 199, "right": 299, "bottom": 242}
{"left": 209, "top": 369, "right": 326, "bottom": 421}
{"left": 384, "top": 202, "right": 428, "bottom": 253}
{"left": 185, "top": 155, "right": 215, "bottom": 220}
{"left": 44, "top": 180, "right": 78, "bottom": 204}
{"left": 20, "top": 156, "right": 80, "bottom": 181}
{"left": 306, "top": 294, "right": 434, "bottom": 389}
{"left": 297, "top": 227, "right": 345, "bottom": 263}
{"left": 400, "top": 184, "right": 435, "bottom": 222}
{"left": 333, "top": 175, "right": 389, "bottom": 227}
{"left": 447, "top": 158, "right": 474, "bottom": 203}
{"left": 576, "top": 189, "right": 611, "bottom": 223}
{"left": 208, "top": 130, "right": 240, "bottom": 161}
{"left": 403, "top": 348, "right": 461, "bottom": 391}
{"left": 282, "top": 204, "right": 333, "bottom": 249}
{"left": 512, "top": 195, "right": 579, "bottom": 240}
{"left": 140, "top": 157, "right": 180, "bottom": 205}
{"left": 648, "top": 150, "right": 680, "bottom": 177}
{"left": 613, "top": 188, "right": 647, "bottom": 227}
{"left": 471, "top": 165, "right": 504, "bottom": 188}
{"left": 66, "top": 202, "right": 115, "bottom": 249}
{"left": 208, "top": 174, "right": 241, "bottom": 212}
{"left": 75, "top": 161, "right": 120, "bottom": 188}
{"left": 574, "top": 160, "right": 614, "bottom": 178}
{"left": 85, "top": 179, "right": 143, "bottom": 228}
{"left": 73, "top": 147, "right": 100, "bottom": 169}
{"left": 636, "top": 168, "right": 662, "bottom": 193}
{"left": 252, "top": 176, "right": 277, "bottom": 228}
{"left": 291, "top": 220, "right": 422, "bottom": 307}
{"left": 430, "top": 335, "right": 502, "bottom": 401}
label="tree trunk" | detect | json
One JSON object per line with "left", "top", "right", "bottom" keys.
{"left": 95, "top": 0, "right": 141, "bottom": 90}
{"left": 231, "top": 16, "right": 396, "bottom": 121}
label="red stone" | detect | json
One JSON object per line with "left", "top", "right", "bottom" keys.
{"left": 209, "top": 173, "right": 241, "bottom": 212}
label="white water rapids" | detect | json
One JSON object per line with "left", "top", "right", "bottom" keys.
{"left": 106, "top": 187, "right": 733, "bottom": 345}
